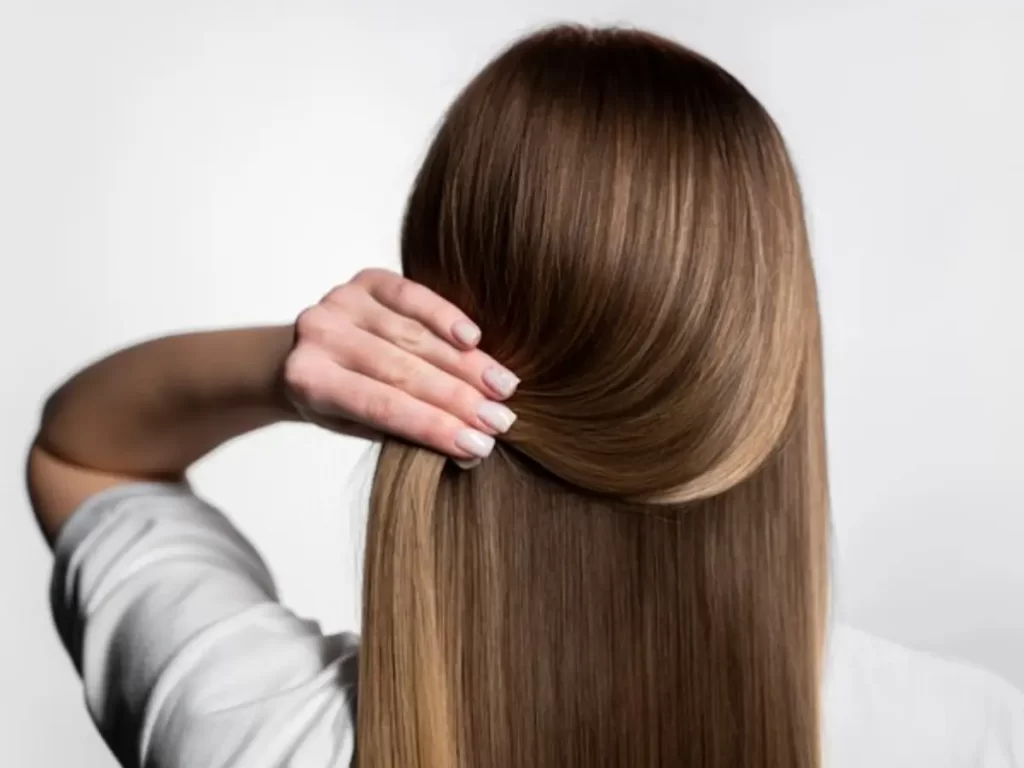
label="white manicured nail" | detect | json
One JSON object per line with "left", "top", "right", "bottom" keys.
{"left": 483, "top": 366, "right": 520, "bottom": 397}
{"left": 455, "top": 428, "right": 495, "bottom": 458}
{"left": 477, "top": 401, "right": 517, "bottom": 433}
{"left": 454, "top": 457, "right": 481, "bottom": 470}
{"left": 452, "top": 321, "right": 481, "bottom": 347}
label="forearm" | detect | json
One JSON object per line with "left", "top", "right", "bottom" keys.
{"left": 35, "top": 325, "right": 300, "bottom": 479}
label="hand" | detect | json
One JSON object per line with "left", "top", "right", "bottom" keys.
{"left": 282, "top": 269, "right": 519, "bottom": 465}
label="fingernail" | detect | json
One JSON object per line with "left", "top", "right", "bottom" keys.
{"left": 454, "top": 457, "right": 481, "bottom": 470}
{"left": 477, "top": 401, "right": 517, "bottom": 433}
{"left": 455, "top": 428, "right": 495, "bottom": 458}
{"left": 483, "top": 366, "right": 520, "bottom": 397}
{"left": 452, "top": 321, "right": 481, "bottom": 347}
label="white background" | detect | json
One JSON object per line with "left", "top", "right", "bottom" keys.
{"left": 1, "top": 1, "right": 1021, "bottom": 765}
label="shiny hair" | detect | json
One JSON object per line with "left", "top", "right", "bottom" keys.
{"left": 358, "top": 24, "right": 829, "bottom": 768}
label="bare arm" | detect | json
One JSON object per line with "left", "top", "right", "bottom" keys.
{"left": 27, "top": 269, "right": 520, "bottom": 545}
{"left": 28, "top": 326, "right": 299, "bottom": 543}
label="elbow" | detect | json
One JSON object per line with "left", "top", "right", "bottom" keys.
{"left": 24, "top": 439, "right": 136, "bottom": 549}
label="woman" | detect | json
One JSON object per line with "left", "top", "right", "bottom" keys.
{"left": 28, "top": 24, "right": 1024, "bottom": 768}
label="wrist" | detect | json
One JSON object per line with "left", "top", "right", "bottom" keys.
{"left": 225, "top": 324, "right": 299, "bottom": 419}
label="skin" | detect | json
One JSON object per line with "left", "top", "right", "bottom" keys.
{"left": 26, "top": 268, "right": 520, "bottom": 544}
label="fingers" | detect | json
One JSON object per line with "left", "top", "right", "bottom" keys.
{"left": 286, "top": 348, "right": 498, "bottom": 460}
{"left": 349, "top": 268, "right": 482, "bottom": 351}
{"left": 302, "top": 269, "right": 521, "bottom": 467}
{"left": 336, "top": 326, "right": 518, "bottom": 438}
{"left": 359, "top": 304, "right": 520, "bottom": 401}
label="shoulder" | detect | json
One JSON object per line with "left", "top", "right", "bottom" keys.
{"left": 824, "top": 623, "right": 1024, "bottom": 768}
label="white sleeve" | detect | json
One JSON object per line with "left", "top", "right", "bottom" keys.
{"left": 824, "top": 625, "right": 1024, "bottom": 768}
{"left": 51, "top": 483, "right": 357, "bottom": 768}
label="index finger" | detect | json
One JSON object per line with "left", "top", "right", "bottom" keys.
{"left": 358, "top": 269, "right": 482, "bottom": 350}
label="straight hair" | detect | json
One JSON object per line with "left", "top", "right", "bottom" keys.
{"left": 358, "top": 24, "right": 829, "bottom": 768}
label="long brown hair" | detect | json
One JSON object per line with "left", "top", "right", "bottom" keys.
{"left": 358, "top": 24, "right": 829, "bottom": 768}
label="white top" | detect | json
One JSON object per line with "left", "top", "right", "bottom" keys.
{"left": 51, "top": 483, "right": 1024, "bottom": 768}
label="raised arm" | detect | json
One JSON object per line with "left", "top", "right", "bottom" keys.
{"left": 27, "top": 269, "right": 519, "bottom": 543}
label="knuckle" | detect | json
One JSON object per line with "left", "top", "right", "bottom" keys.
{"left": 393, "top": 318, "right": 428, "bottom": 351}
{"left": 389, "top": 353, "right": 422, "bottom": 390}
{"left": 430, "top": 309, "right": 455, "bottom": 333}
{"left": 352, "top": 267, "right": 389, "bottom": 288}
{"left": 325, "top": 282, "right": 358, "bottom": 306}
{"left": 363, "top": 392, "right": 397, "bottom": 427}
{"left": 295, "top": 305, "right": 328, "bottom": 339}
{"left": 282, "top": 349, "right": 320, "bottom": 398}
{"left": 391, "top": 278, "right": 415, "bottom": 307}
{"left": 350, "top": 268, "right": 375, "bottom": 285}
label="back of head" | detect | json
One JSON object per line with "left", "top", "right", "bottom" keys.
{"left": 359, "top": 24, "right": 829, "bottom": 768}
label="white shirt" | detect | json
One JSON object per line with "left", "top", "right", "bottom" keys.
{"left": 51, "top": 483, "right": 1024, "bottom": 767}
